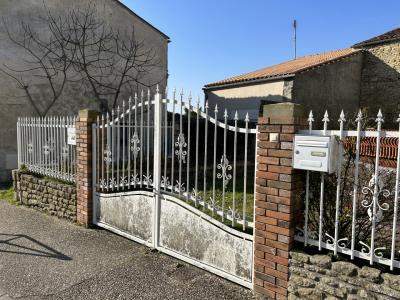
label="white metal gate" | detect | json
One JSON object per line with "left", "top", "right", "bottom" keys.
{"left": 92, "top": 87, "right": 257, "bottom": 287}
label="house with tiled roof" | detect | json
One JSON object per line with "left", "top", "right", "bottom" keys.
{"left": 204, "top": 28, "right": 400, "bottom": 125}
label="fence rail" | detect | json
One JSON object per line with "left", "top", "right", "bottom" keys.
{"left": 17, "top": 116, "right": 77, "bottom": 183}
{"left": 295, "top": 109, "right": 400, "bottom": 270}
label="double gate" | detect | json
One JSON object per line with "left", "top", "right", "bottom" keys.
{"left": 92, "top": 88, "right": 257, "bottom": 287}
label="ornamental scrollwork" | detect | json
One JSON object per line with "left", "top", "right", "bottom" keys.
{"left": 130, "top": 132, "right": 141, "bottom": 158}
{"left": 175, "top": 133, "right": 187, "bottom": 163}
{"left": 361, "top": 175, "right": 390, "bottom": 223}
{"left": 217, "top": 155, "right": 232, "bottom": 187}
{"left": 104, "top": 144, "right": 112, "bottom": 165}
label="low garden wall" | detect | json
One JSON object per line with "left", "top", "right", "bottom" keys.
{"left": 289, "top": 250, "right": 400, "bottom": 300}
{"left": 12, "top": 170, "right": 77, "bottom": 222}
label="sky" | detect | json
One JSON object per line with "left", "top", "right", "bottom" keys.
{"left": 121, "top": 0, "right": 400, "bottom": 99}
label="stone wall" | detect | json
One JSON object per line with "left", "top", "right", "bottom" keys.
{"left": 289, "top": 250, "right": 400, "bottom": 300}
{"left": 359, "top": 41, "right": 400, "bottom": 127}
{"left": 13, "top": 170, "right": 77, "bottom": 222}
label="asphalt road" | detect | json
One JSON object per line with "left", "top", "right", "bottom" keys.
{"left": 0, "top": 201, "right": 254, "bottom": 300}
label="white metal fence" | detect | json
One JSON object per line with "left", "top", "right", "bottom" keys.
{"left": 94, "top": 87, "right": 257, "bottom": 230}
{"left": 295, "top": 109, "right": 400, "bottom": 270}
{"left": 17, "top": 116, "right": 77, "bottom": 183}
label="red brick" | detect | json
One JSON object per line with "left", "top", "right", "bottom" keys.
{"left": 279, "top": 133, "right": 295, "bottom": 142}
{"left": 255, "top": 243, "right": 277, "bottom": 256}
{"left": 258, "top": 156, "right": 279, "bottom": 165}
{"left": 254, "top": 256, "right": 277, "bottom": 269}
{"left": 266, "top": 210, "right": 292, "bottom": 221}
{"left": 267, "top": 180, "right": 294, "bottom": 190}
{"left": 255, "top": 249, "right": 265, "bottom": 258}
{"left": 259, "top": 141, "right": 280, "bottom": 149}
{"left": 257, "top": 171, "right": 279, "bottom": 181}
{"left": 256, "top": 185, "right": 278, "bottom": 196}
{"left": 264, "top": 266, "right": 289, "bottom": 281}
{"left": 267, "top": 195, "right": 291, "bottom": 206}
{"left": 255, "top": 215, "right": 278, "bottom": 226}
{"left": 255, "top": 208, "right": 266, "bottom": 216}
{"left": 258, "top": 133, "right": 270, "bottom": 141}
{"left": 255, "top": 192, "right": 266, "bottom": 201}
{"left": 258, "top": 117, "right": 270, "bottom": 124}
{"left": 263, "top": 281, "right": 288, "bottom": 296}
{"left": 254, "top": 264, "right": 265, "bottom": 274}
{"left": 258, "top": 163, "right": 267, "bottom": 171}
{"left": 259, "top": 125, "right": 281, "bottom": 133}
{"left": 280, "top": 158, "right": 293, "bottom": 166}
{"left": 254, "top": 277, "right": 264, "bottom": 287}
{"left": 268, "top": 149, "right": 292, "bottom": 158}
{"left": 266, "top": 224, "right": 291, "bottom": 236}
{"left": 254, "top": 284, "right": 276, "bottom": 299}
{"left": 255, "top": 222, "right": 266, "bottom": 231}
{"left": 268, "top": 165, "right": 294, "bottom": 174}
{"left": 281, "top": 125, "right": 297, "bottom": 133}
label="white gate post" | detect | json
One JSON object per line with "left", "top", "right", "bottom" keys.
{"left": 153, "top": 86, "right": 162, "bottom": 248}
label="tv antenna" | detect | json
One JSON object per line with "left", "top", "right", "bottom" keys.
{"left": 293, "top": 20, "right": 297, "bottom": 59}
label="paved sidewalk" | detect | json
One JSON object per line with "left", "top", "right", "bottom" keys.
{"left": 0, "top": 201, "right": 254, "bottom": 300}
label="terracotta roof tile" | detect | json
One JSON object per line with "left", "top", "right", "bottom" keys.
{"left": 343, "top": 136, "right": 398, "bottom": 168}
{"left": 352, "top": 27, "right": 400, "bottom": 48}
{"left": 205, "top": 48, "right": 360, "bottom": 88}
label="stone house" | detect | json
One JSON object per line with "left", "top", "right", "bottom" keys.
{"left": 204, "top": 28, "right": 400, "bottom": 125}
{"left": 0, "top": 0, "right": 169, "bottom": 182}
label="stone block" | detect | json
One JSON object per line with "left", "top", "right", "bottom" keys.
{"left": 310, "top": 255, "right": 332, "bottom": 268}
{"left": 332, "top": 261, "right": 359, "bottom": 277}
{"left": 359, "top": 266, "right": 381, "bottom": 283}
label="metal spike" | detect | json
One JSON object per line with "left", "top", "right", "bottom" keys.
{"left": 234, "top": 111, "right": 239, "bottom": 121}
{"left": 224, "top": 109, "right": 228, "bottom": 119}
{"left": 308, "top": 111, "right": 314, "bottom": 122}
{"left": 376, "top": 109, "right": 384, "bottom": 123}
{"left": 245, "top": 112, "right": 249, "bottom": 122}
{"left": 214, "top": 104, "right": 218, "bottom": 113}
{"left": 356, "top": 110, "right": 363, "bottom": 122}
{"left": 141, "top": 90, "right": 144, "bottom": 98}
{"left": 322, "top": 110, "right": 330, "bottom": 123}
{"left": 205, "top": 101, "right": 209, "bottom": 109}
{"left": 397, "top": 114, "right": 400, "bottom": 123}
{"left": 180, "top": 88, "right": 184, "bottom": 97}
{"left": 338, "top": 110, "right": 346, "bottom": 123}
{"left": 156, "top": 84, "right": 159, "bottom": 93}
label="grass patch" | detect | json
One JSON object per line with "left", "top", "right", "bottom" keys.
{"left": 0, "top": 183, "right": 17, "bottom": 205}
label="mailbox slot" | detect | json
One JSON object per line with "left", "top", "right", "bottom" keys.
{"left": 293, "top": 135, "right": 338, "bottom": 173}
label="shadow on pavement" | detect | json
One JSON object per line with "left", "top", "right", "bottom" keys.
{"left": 0, "top": 233, "right": 71, "bottom": 261}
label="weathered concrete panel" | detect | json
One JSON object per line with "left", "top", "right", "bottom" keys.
{"left": 159, "top": 198, "right": 253, "bottom": 282}
{"left": 97, "top": 193, "right": 153, "bottom": 243}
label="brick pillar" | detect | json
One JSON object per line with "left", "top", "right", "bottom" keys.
{"left": 253, "top": 103, "right": 306, "bottom": 299}
{"left": 76, "top": 109, "right": 99, "bottom": 227}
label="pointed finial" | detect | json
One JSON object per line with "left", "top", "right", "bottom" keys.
{"left": 376, "top": 109, "right": 384, "bottom": 123}
{"left": 188, "top": 91, "right": 192, "bottom": 103}
{"left": 245, "top": 112, "right": 249, "bottom": 122}
{"left": 397, "top": 114, "right": 400, "bottom": 123}
{"left": 234, "top": 111, "right": 239, "bottom": 121}
{"left": 214, "top": 104, "right": 218, "bottom": 113}
{"left": 196, "top": 96, "right": 200, "bottom": 107}
{"left": 224, "top": 109, "right": 228, "bottom": 120}
{"left": 141, "top": 90, "right": 144, "bottom": 98}
{"left": 156, "top": 84, "right": 159, "bottom": 94}
{"left": 128, "top": 96, "right": 132, "bottom": 104}
{"left": 338, "top": 110, "right": 346, "bottom": 123}
{"left": 205, "top": 101, "right": 209, "bottom": 109}
{"left": 180, "top": 88, "right": 184, "bottom": 97}
{"left": 356, "top": 110, "right": 363, "bottom": 122}
{"left": 147, "top": 88, "right": 151, "bottom": 98}
{"left": 322, "top": 110, "right": 330, "bottom": 123}
{"left": 308, "top": 111, "right": 314, "bottom": 123}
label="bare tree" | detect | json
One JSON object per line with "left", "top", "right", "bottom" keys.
{"left": 1, "top": 2, "right": 162, "bottom": 115}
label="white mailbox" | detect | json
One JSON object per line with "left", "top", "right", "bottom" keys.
{"left": 293, "top": 135, "right": 338, "bottom": 173}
